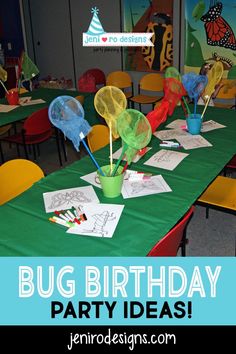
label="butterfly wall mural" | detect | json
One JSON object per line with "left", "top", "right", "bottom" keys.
{"left": 200, "top": 1, "right": 236, "bottom": 50}
{"left": 185, "top": 0, "right": 236, "bottom": 79}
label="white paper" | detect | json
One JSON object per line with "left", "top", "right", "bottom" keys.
{"left": 80, "top": 169, "right": 135, "bottom": 191}
{"left": 19, "top": 96, "right": 32, "bottom": 105}
{"left": 122, "top": 175, "right": 172, "bottom": 199}
{"left": 176, "top": 135, "right": 212, "bottom": 150}
{"left": 112, "top": 146, "right": 152, "bottom": 163}
{"left": 165, "top": 119, "right": 186, "bottom": 129}
{"left": 43, "top": 186, "right": 99, "bottom": 213}
{"left": 201, "top": 120, "right": 226, "bottom": 133}
{"left": 0, "top": 104, "right": 18, "bottom": 112}
{"left": 67, "top": 203, "right": 124, "bottom": 238}
{"left": 144, "top": 149, "right": 189, "bottom": 171}
{"left": 154, "top": 128, "right": 189, "bottom": 141}
{"left": 20, "top": 98, "right": 46, "bottom": 106}
{"left": 80, "top": 171, "right": 102, "bottom": 189}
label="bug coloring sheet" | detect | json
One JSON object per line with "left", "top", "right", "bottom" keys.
{"left": 67, "top": 203, "right": 124, "bottom": 238}
{"left": 43, "top": 186, "right": 99, "bottom": 212}
{"left": 144, "top": 149, "right": 189, "bottom": 170}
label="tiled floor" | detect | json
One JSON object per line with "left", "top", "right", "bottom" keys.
{"left": 1, "top": 132, "right": 235, "bottom": 256}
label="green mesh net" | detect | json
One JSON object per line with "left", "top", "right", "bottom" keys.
{"left": 117, "top": 109, "right": 152, "bottom": 164}
{"left": 165, "top": 66, "right": 182, "bottom": 82}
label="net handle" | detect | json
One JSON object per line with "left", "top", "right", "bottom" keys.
{"left": 111, "top": 143, "right": 128, "bottom": 177}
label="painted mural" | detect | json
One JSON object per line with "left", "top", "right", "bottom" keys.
{"left": 123, "top": 0, "right": 173, "bottom": 72}
{"left": 185, "top": 0, "right": 236, "bottom": 79}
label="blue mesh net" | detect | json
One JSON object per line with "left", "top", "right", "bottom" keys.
{"left": 48, "top": 96, "right": 91, "bottom": 151}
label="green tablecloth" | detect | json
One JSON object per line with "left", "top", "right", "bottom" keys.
{"left": 0, "top": 88, "right": 98, "bottom": 126}
{"left": 0, "top": 106, "right": 235, "bottom": 256}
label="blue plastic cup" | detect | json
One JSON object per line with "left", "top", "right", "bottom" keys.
{"left": 186, "top": 113, "right": 202, "bottom": 135}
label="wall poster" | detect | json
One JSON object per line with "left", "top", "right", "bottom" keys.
{"left": 185, "top": 0, "right": 236, "bottom": 79}
{"left": 122, "top": 0, "right": 174, "bottom": 72}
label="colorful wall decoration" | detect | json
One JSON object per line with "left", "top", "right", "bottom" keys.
{"left": 122, "top": 0, "right": 173, "bottom": 72}
{"left": 185, "top": 0, "right": 236, "bottom": 79}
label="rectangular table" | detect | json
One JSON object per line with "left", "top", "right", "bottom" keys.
{"left": 0, "top": 88, "right": 98, "bottom": 127}
{"left": 0, "top": 106, "right": 235, "bottom": 256}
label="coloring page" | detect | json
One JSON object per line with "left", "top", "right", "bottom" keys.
{"left": 144, "top": 149, "right": 189, "bottom": 171}
{"left": 122, "top": 175, "right": 172, "bottom": 199}
{"left": 43, "top": 186, "right": 99, "bottom": 213}
{"left": 67, "top": 203, "right": 124, "bottom": 238}
{"left": 176, "top": 135, "right": 213, "bottom": 149}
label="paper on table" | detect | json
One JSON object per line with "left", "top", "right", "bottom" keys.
{"left": 20, "top": 98, "right": 46, "bottom": 106}
{"left": 165, "top": 119, "right": 186, "bottom": 129}
{"left": 43, "top": 185, "right": 99, "bottom": 213}
{"left": 144, "top": 149, "right": 189, "bottom": 171}
{"left": 176, "top": 135, "right": 212, "bottom": 150}
{"left": 80, "top": 171, "right": 102, "bottom": 189}
{"left": 201, "top": 120, "right": 226, "bottom": 133}
{"left": 67, "top": 203, "right": 124, "bottom": 238}
{"left": 19, "top": 96, "right": 32, "bottom": 105}
{"left": 112, "top": 146, "right": 152, "bottom": 162}
{"left": 80, "top": 169, "right": 134, "bottom": 191}
{"left": 154, "top": 129, "right": 189, "bottom": 141}
{"left": 0, "top": 104, "right": 19, "bottom": 112}
{"left": 122, "top": 175, "right": 172, "bottom": 199}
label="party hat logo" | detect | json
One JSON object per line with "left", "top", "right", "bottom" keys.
{"left": 83, "top": 7, "right": 153, "bottom": 47}
{"left": 86, "top": 7, "right": 106, "bottom": 36}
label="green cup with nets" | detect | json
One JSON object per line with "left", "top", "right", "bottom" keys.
{"left": 97, "top": 164, "right": 124, "bottom": 198}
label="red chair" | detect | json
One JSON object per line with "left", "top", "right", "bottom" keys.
{"left": 0, "top": 107, "right": 64, "bottom": 166}
{"left": 224, "top": 155, "right": 236, "bottom": 176}
{"left": 78, "top": 68, "right": 106, "bottom": 92}
{"left": 147, "top": 206, "right": 194, "bottom": 257}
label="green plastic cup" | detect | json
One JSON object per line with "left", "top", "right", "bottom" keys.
{"left": 97, "top": 164, "right": 124, "bottom": 198}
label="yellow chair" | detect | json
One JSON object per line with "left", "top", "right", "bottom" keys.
{"left": 129, "top": 73, "right": 164, "bottom": 112}
{"left": 75, "top": 95, "right": 85, "bottom": 106}
{"left": 0, "top": 159, "right": 44, "bottom": 205}
{"left": 87, "top": 124, "right": 110, "bottom": 153}
{"left": 0, "top": 124, "right": 12, "bottom": 136}
{"left": 214, "top": 79, "right": 236, "bottom": 109}
{"left": 106, "top": 71, "right": 133, "bottom": 100}
{"left": 9, "top": 87, "right": 29, "bottom": 94}
{"left": 197, "top": 176, "right": 236, "bottom": 219}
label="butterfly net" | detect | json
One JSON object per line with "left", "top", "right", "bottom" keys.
{"left": 203, "top": 61, "right": 224, "bottom": 98}
{"left": 48, "top": 96, "right": 91, "bottom": 151}
{"left": 163, "top": 77, "right": 187, "bottom": 115}
{"left": 146, "top": 100, "right": 169, "bottom": 133}
{"left": 165, "top": 66, "right": 182, "bottom": 82}
{"left": 117, "top": 109, "right": 152, "bottom": 163}
{"left": 94, "top": 86, "right": 127, "bottom": 138}
{"left": 0, "top": 65, "right": 7, "bottom": 82}
{"left": 182, "top": 72, "right": 208, "bottom": 114}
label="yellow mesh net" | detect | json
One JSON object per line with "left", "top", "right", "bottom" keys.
{"left": 94, "top": 86, "right": 127, "bottom": 138}
{"left": 203, "top": 61, "right": 224, "bottom": 98}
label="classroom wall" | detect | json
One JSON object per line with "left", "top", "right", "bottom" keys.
{"left": 1, "top": 0, "right": 182, "bottom": 90}
{"left": 0, "top": 0, "right": 24, "bottom": 58}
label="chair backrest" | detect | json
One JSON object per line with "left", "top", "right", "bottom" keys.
{"left": 139, "top": 73, "right": 164, "bottom": 92}
{"left": 84, "top": 68, "right": 106, "bottom": 85}
{"left": 9, "top": 87, "right": 29, "bottom": 94}
{"left": 78, "top": 73, "right": 97, "bottom": 92}
{"left": 74, "top": 95, "right": 85, "bottom": 105}
{"left": 0, "top": 159, "right": 44, "bottom": 205}
{"left": 87, "top": 124, "right": 110, "bottom": 153}
{"left": 214, "top": 79, "right": 236, "bottom": 108}
{"left": 23, "top": 107, "right": 51, "bottom": 135}
{"left": 147, "top": 206, "right": 194, "bottom": 256}
{"left": 106, "top": 71, "right": 132, "bottom": 89}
